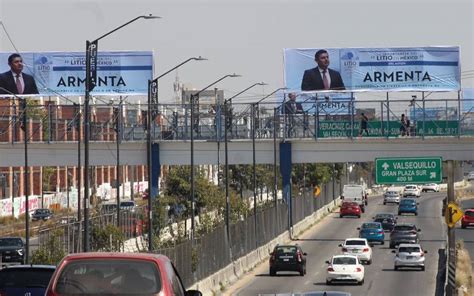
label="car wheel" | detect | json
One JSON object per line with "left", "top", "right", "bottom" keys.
{"left": 381, "top": 240, "right": 385, "bottom": 245}
{"left": 390, "top": 243, "right": 395, "bottom": 249}
{"left": 270, "top": 268, "right": 276, "bottom": 276}
{"left": 461, "top": 224, "right": 467, "bottom": 229}
{"left": 415, "top": 212, "right": 418, "bottom": 216}
{"left": 421, "top": 266, "right": 425, "bottom": 271}
{"left": 358, "top": 279, "right": 364, "bottom": 285}
{"left": 398, "top": 211, "right": 402, "bottom": 215}
{"left": 394, "top": 266, "right": 398, "bottom": 271}
{"left": 300, "top": 268, "right": 304, "bottom": 276}
{"left": 383, "top": 202, "right": 386, "bottom": 205}
{"left": 340, "top": 214, "right": 343, "bottom": 218}
{"left": 367, "top": 259, "right": 372, "bottom": 265}
{"left": 326, "top": 279, "right": 331, "bottom": 285}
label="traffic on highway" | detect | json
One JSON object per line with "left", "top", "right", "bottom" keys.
{"left": 229, "top": 189, "right": 450, "bottom": 296}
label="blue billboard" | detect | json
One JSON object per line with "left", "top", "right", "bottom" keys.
{"left": 284, "top": 47, "right": 461, "bottom": 93}
{"left": 0, "top": 51, "right": 153, "bottom": 96}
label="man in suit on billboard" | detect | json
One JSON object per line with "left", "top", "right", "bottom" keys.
{"left": 0, "top": 53, "right": 39, "bottom": 95}
{"left": 301, "top": 49, "right": 345, "bottom": 91}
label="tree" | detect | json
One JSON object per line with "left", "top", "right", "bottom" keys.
{"left": 31, "top": 229, "right": 66, "bottom": 265}
{"left": 90, "top": 224, "right": 125, "bottom": 252}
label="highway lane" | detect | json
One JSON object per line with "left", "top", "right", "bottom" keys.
{"left": 229, "top": 193, "right": 446, "bottom": 296}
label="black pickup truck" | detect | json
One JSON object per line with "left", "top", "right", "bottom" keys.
{"left": 0, "top": 237, "right": 25, "bottom": 265}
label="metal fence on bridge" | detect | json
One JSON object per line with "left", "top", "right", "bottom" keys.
{"left": 1, "top": 98, "right": 473, "bottom": 144}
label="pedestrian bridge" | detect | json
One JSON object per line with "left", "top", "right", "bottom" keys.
{"left": 0, "top": 137, "right": 473, "bottom": 167}
{"left": 0, "top": 98, "right": 473, "bottom": 166}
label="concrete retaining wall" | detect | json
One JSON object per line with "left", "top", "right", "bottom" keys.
{"left": 190, "top": 198, "right": 341, "bottom": 295}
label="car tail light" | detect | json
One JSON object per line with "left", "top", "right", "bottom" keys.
{"left": 420, "top": 252, "right": 424, "bottom": 257}
{"left": 46, "top": 290, "right": 57, "bottom": 296}
{"left": 270, "top": 252, "right": 275, "bottom": 262}
{"left": 342, "top": 247, "right": 348, "bottom": 252}
{"left": 378, "top": 230, "right": 384, "bottom": 234}
{"left": 363, "top": 248, "right": 369, "bottom": 252}
{"left": 411, "top": 230, "right": 417, "bottom": 234}
{"left": 297, "top": 251, "right": 302, "bottom": 262}
{"left": 356, "top": 267, "right": 362, "bottom": 272}
{"left": 327, "top": 267, "right": 334, "bottom": 272}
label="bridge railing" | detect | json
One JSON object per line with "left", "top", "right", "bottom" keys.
{"left": 0, "top": 98, "right": 472, "bottom": 144}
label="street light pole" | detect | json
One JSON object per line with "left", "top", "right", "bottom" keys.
{"left": 146, "top": 56, "right": 206, "bottom": 251}
{"left": 0, "top": 87, "right": 30, "bottom": 263}
{"left": 190, "top": 74, "right": 241, "bottom": 242}
{"left": 250, "top": 87, "right": 285, "bottom": 247}
{"left": 83, "top": 14, "right": 159, "bottom": 252}
{"left": 223, "top": 82, "right": 265, "bottom": 245}
{"left": 114, "top": 100, "right": 123, "bottom": 228}
{"left": 74, "top": 103, "right": 81, "bottom": 223}
{"left": 21, "top": 98, "right": 29, "bottom": 264}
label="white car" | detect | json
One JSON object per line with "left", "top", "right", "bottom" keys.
{"left": 421, "top": 183, "right": 439, "bottom": 192}
{"left": 393, "top": 243, "right": 427, "bottom": 271}
{"left": 326, "top": 255, "right": 365, "bottom": 285}
{"left": 384, "top": 190, "right": 401, "bottom": 204}
{"left": 339, "top": 238, "right": 372, "bottom": 265}
{"left": 403, "top": 184, "right": 421, "bottom": 198}
{"left": 467, "top": 172, "right": 474, "bottom": 181}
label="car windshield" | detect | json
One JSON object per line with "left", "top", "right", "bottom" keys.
{"left": 399, "top": 247, "right": 421, "bottom": 253}
{"left": 35, "top": 209, "right": 49, "bottom": 214}
{"left": 375, "top": 218, "right": 393, "bottom": 224}
{"left": 375, "top": 214, "right": 393, "bottom": 219}
{"left": 362, "top": 223, "right": 380, "bottom": 229}
{"left": 345, "top": 240, "right": 365, "bottom": 246}
{"left": 0, "top": 268, "right": 55, "bottom": 288}
{"left": 56, "top": 259, "right": 162, "bottom": 295}
{"left": 275, "top": 246, "right": 297, "bottom": 255}
{"left": 0, "top": 238, "right": 23, "bottom": 247}
{"left": 386, "top": 191, "right": 398, "bottom": 195}
{"left": 401, "top": 200, "right": 416, "bottom": 205}
{"left": 333, "top": 257, "right": 357, "bottom": 265}
{"left": 120, "top": 202, "right": 134, "bottom": 207}
{"left": 405, "top": 185, "right": 417, "bottom": 189}
{"left": 342, "top": 202, "right": 358, "bottom": 207}
{"left": 465, "top": 211, "right": 474, "bottom": 217}
{"left": 394, "top": 225, "right": 415, "bottom": 231}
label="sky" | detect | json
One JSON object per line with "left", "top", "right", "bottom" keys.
{"left": 0, "top": 0, "right": 472, "bottom": 103}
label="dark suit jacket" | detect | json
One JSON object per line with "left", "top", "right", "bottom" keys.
{"left": 284, "top": 100, "right": 303, "bottom": 115}
{"left": 301, "top": 67, "right": 345, "bottom": 91}
{"left": 0, "top": 71, "right": 39, "bottom": 95}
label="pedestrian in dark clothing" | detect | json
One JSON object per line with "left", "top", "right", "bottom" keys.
{"left": 358, "top": 113, "right": 369, "bottom": 137}
{"left": 400, "top": 114, "right": 410, "bottom": 136}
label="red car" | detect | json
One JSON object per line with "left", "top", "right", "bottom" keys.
{"left": 340, "top": 202, "right": 361, "bottom": 218}
{"left": 46, "top": 252, "right": 202, "bottom": 296}
{"left": 461, "top": 209, "right": 474, "bottom": 229}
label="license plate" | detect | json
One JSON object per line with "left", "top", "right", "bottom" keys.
{"left": 406, "top": 256, "right": 413, "bottom": 260}
{"left": 369, "top": 232, "right": 375, "bottom": 235}
{"left": 352, "top": 250, "right": 359, "bottom": 253}
{"left": 5, "top": 256, "right": 11, "bottom": 259}
{"left": 283, "top": 259, "right": 289, "bottom": 262}
{"left": 348, "top": 208, "right": 353, "bottom": 210}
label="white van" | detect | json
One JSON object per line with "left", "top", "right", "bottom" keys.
{"left": 342, "top": 184, "right": 367, "bottom": 212}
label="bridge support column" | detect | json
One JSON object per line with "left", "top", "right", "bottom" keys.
{"left": 279, "top": 142, "right": 292, "bottom": 236}
{"left": 151, "top": 143, "right": 161, "bottom": 198}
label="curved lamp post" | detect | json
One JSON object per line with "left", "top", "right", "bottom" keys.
{"left": 146, "top": 56, "right": 207, "bottom": 251}
{"left": 190, "top": 74, "right": 241, "bottom": 242}
{"left": 223, "top": 82, "right": 266, "bottom": 247}
{"left": 83, "top": 14, "right": 160, "bottom": 252}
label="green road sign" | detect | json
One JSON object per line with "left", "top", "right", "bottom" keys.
{"left": 375, "top": 157, "right": 442, "bottom": 184}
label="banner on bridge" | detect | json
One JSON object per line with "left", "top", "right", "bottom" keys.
{"left": 284, "top": 46, "right": 460, "bottom": 92}
{"left": 0, "top": 51, "right": 153, "bottom": 96}
{"left": 318, "top": 120, "right": 458, "bottom": 138}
